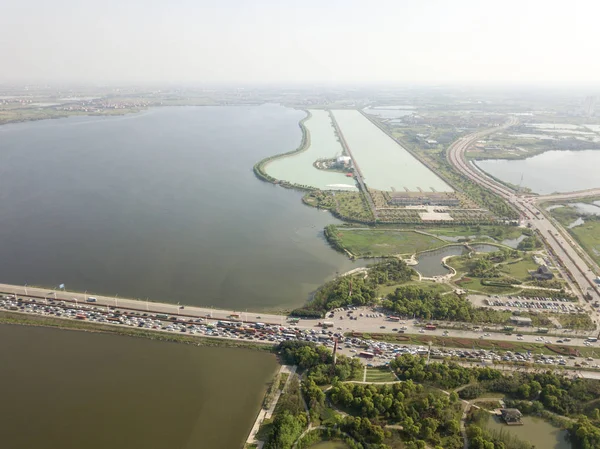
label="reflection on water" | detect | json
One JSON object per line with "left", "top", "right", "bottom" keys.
{"left": 486, "top": 415, "right": 570, "bottom": 449}
{"left": 415, "top": 244, "right": 498, "bottom": 277}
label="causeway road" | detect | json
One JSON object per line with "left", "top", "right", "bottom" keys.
{"left": 1, "top": 283, "right": 597, "bottom": 348}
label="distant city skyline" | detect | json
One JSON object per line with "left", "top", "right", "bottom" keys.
{"left": 1, "top": 0, "right": 598, "bottom": 85}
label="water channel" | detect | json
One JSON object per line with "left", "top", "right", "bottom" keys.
{"left": 485, "top": 415, "right": 570, "bottom": 449}
{"left": 0, "top": 105, "right": 369, "bottom": 311}
{"left": 331, "top": 110, "right": 453, "bottom": 193}
{"left": 264, "top": 109, "right": 357, "bottom": 191}
{"left": 0, "top": 324, "right": 278, "bottom": 449}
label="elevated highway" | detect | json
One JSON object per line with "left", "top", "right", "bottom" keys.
{"left": 446, "top": 119, "right": 600, "bottom": 313}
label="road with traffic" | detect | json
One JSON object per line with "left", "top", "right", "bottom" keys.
{"left": 446, "top": 119, "right": 600, "bottom": 316}
{"left": 0, "top": 283, "right": 596, "bottom": 347}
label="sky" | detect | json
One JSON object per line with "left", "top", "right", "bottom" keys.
{"left": 0, "top": 0, "right": 598, "bottom": 85}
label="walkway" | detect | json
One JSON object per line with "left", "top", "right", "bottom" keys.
{"left": 246, "top": 365, "right": 297, "bottom": 449}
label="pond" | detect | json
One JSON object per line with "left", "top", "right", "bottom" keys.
{"left": 485, "top": 415, "right": 570, "bottom": 449}
{"left": 414, "top": 244, "right": 499, "bottom": 277}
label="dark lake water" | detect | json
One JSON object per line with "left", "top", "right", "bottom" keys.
{"left": 0, "top": 324, "right": 278, "bottom": 449}
{"left": 0, "top": 106, "right": 366, "bottom": 310}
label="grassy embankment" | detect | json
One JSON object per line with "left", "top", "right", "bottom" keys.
{"left": 0, "top": 311, "right": 274, "bottom": 351}
{"left": 253, "top": 110, "right": 315, "bottom": 191}
{"left": 547, "top": 200, "right": 600, "bottom": 267}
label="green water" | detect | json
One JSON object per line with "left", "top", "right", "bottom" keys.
{"left": 486, "top": 415, "right": 570, "bottom": 449}
{"left": 0, "top": 324, "right": 278, "bottom": 449}
{"left": 265, "top": 109, "right": 357, "bottom": 191}
{"left": 331, "top": 109, "right": 453, "bottom": 193}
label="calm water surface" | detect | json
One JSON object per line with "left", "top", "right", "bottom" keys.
{"left": 415, "top": 244, "right": 498, "bottom": 277}
{"left": 0, "top": 105, "right": 367, "bottom": 310}
{"left": 331, "top": 110, "right": 452, "bottom": 192}
{"left": 0, "top": 324, "right": 278, "bottom": 449}
{"left": 265, "top": 109, "right": 357, "bottom": 190}
{"left": 475, "top": 150, "right": 600, "bottom": 194}
{"left": 486, "top": 416, "right": 570, "bottom": 449}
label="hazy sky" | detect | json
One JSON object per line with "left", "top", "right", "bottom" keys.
{"left": 1, "top": 0, "right": 598, "bottom": 84}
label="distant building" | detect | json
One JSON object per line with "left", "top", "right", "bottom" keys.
{"left": 531, "top": 265, "right": 554, "bottom": 281}
{"left": 509, "top": 316, "right": 532, "bottom": 326}
{"left": 500, "top": 408, "right": 523, "bottom": 425}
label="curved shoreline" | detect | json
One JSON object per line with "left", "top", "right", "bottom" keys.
{"left": 253, "top": 109, "right": 317, "bottom": 191}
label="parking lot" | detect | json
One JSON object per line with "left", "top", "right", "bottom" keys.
{"left": 471, "top": 294, "right": 584, "bottom": 314}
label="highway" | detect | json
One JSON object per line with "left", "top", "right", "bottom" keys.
{"left": 446, "top": 119, "right": 600, "bottom": 318}
{"left": 1, "top": 283, "right": 597, "bottom": 348}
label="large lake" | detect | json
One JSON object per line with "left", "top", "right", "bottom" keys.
{"left": 475, "top": 150, "right": 600, "bottom": 194}
{"left": 0, "top": 324, "right": 278, "bottom": 449}
{"left": 0, "top": 105, "right": 366, "bottom": 310}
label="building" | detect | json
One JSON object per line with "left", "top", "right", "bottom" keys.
{"left": 500, "top": 409, "right": 523, "bottom": 425}
{"left": 531, "top": 265, "right": 554, "bottom": 281}
{"left": 509, "top": 316, "right": 532, "bottom": 326}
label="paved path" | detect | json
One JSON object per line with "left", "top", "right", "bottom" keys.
{"left": 246, "top": 365, "right": 297, "bottom": 449}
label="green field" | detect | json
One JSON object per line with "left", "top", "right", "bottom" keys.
{"left": 499, "top": 256, "right": 539, "bottom": 281}
{"left": 568, "top": 220, "right": 600, "bottom": 266}
{"left": 333, "top": 229, "right": 445, "bottom": 257}
{"left": 378, "top": 280, "right": 453, "bottom": 297}
{"left": 365, "top": 367, "right": 397, "bottom": 382}
{"left": 308, "top": 441, "right": 351, "bottom": 449}
{"left": 547, "top": 204, "right": 600, "bottom": 266}
{"left": 426, "top": 225, "right": 525, "bottom": 241}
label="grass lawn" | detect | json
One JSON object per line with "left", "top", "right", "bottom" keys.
{"left": 499, "top": 256, "right": 539, "bottom": 281}
{"left": 378, "top": 280, "right": 453, "bottom": 297}
{"left": 334, "top": 229, "right": 445, "bottom": 257}
{"left": 569, "top": 220, "right": 600, "bottom": 266}
{"left": 365, "top": 367, "right": 397, "bottom": 382}
{"left": 426, "top": 225, "right": 525, "bottom": 241}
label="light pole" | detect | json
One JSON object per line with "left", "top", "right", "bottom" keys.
{"left": 24, "top": 283, "right": 28, "bottom": 296}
